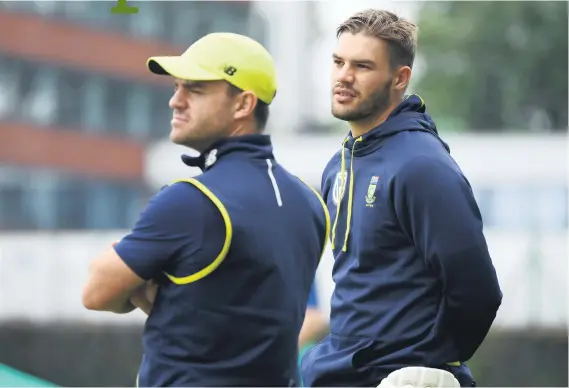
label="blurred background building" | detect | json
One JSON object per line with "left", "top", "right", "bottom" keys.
{"left": 0, "top": 1, "right": 567, "bottom": 387}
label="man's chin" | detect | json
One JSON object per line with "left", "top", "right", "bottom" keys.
{"left": 169, "top": 131, "right": 183, "bottom": 144}
{"left": 170, "top": 125, "right": 189, "bottom": 143}
{"left": 332, "top": 109, "right": 360, "bottom": 122}
{"left": 170, "top": 131, "right": 211, "bottom": 152}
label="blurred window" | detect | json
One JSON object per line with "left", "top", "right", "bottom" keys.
{"left": 0, "top": 166, "right": 146, "bottom": 230}
{"left": 81, "top": 75, "right": 108, "bottom": 132}
{"left": 59, "top": 69, "right": 84, "bottom": 129}
{"left": 117, "top": 185, "right": 144, "bottom": 227}
{"left": 55, "top": 177, "right": 87, "bottom": 229}
{"left": 0, "top": 1, "right": 259, "bottom": 47}
{"left": 0, "top": 169, "right": 28, "bottom": 229}
{"left": 0, "top": 57, "right": 178, "bottom": 139}
{"left": 18, "top": 64, "right": 59, "bottom": 126}
{"left": 106, "top": 78, "right": 129, "bottom": 135}
{"left": 0, "top": 55, "right": 19, "bottom": 120}
{"left": 26, "top": 171, "right": 58, "bottom": 229}
{"left": 86, "top": 181, "right": 120, "bottom": 229}
{"left": 126, "top": 83, "right": 152, "bottom": 138}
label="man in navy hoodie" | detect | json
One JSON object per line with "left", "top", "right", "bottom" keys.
{"left": 300, "top": 9, "right": 502, "bottom": 388}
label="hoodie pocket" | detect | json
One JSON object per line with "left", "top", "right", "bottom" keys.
{"left": 301, "top": 334, "right": 392, "bottom": 387}
{"left": 328, "top": 333, "right": 378, "bottom": 371}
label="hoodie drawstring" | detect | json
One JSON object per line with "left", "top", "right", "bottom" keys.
{"left": 331, "top": 136, "right": 362, "bottom": 252}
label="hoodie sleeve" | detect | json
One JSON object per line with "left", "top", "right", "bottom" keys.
{"left": 392, "top": 155, "right": 502, "bottom": 361}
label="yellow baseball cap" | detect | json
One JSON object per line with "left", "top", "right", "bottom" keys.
{"left": 147, "top": 32, "right": 278, "bottom": 105}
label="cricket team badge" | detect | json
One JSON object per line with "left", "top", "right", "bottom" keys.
{"left": 332, "top": 171, "right": 347, "bottom": 206}
{"left": 365, "top": 176, "right": 379, "bottom": 207}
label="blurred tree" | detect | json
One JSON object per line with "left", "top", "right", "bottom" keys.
{"left": 414, "top": 1, "right": 568, "bottom": 132}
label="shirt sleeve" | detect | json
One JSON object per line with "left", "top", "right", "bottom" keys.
{"left": 391, "top": 155, "right": 502, "bottom": 361}
{"left": 114, "top": 182, "right": 205, "bottom": 281}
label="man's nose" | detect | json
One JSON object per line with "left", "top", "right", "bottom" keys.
{"left": 169, "top": 89, "right": 186, "bottom": 110}
{"left": 336, "top": 64, "right": 355, "bottom": 84}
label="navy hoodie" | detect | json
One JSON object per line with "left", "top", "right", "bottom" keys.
{"left": 300, "top": 95, "right": 502, "bottom": 387}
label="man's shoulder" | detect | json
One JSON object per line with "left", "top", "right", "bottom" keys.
{"left": 387, "top": 130, "right": 449, "bottom": 156}
{"left": 159, "top": 179, "right": 204, "bottom": 199}
{"left": 382, "top": 132, "right": 455, "bottom": 173}
{"left": 151, "top": 180, "right": 211, "bottom": 215}
{"left": 392, "top": 154, "right": 465, "bottom": 190}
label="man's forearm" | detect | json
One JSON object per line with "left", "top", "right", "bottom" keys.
{"left": 107, "top": 297, "right": 137, "bottom": 314}
{"left": 82, "top": 245, "right": 147, "bottom": 314}
{"left": 130, "top": 293, "right": 153, "bottom": 315}
{"left": 129, "top": 281, "right": 158, "bottom": 316}
{"left": 443, "top": 246, "right": 502, "bottom": 360}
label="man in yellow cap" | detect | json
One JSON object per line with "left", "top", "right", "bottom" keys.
{"left": 82, "top": 33, "right": 330, "bottom": 387}
{"left": 146, "top": 32, "right": 279, "bottom": 151}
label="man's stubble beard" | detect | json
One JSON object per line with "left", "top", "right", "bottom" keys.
{"left": 174, "top": 122, "right": 234, "bottom": 153}
{"left": 332, "top": 79, "right": 392, "bottom": 122}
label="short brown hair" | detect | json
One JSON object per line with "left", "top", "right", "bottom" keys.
{"left": 337, "top": 9, "right": 418, "bottom": 70}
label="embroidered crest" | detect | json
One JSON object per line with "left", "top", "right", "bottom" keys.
{"left": 332, "top": 171, "right": 347, "bottom": 206}
{"left": 365, "top": 176, "right": 379, "bottom": 207}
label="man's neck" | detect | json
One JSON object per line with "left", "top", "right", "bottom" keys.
{"left": 229, "top": 122, "right": 258, "bottom": 138}
{"left": 191, "top": 125, "right": 257, "bottom": 153}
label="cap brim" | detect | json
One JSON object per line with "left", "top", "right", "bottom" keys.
{"left": 146, "top": 56, "right": 222, "bottom": 82}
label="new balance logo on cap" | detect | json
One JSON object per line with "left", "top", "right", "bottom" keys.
{"left": 224, "top": 66, "right": 237, "bottom": 76}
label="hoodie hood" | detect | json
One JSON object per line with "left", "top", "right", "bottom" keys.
{"left": 344, "top": 94, "right": 450, "bottom": 155}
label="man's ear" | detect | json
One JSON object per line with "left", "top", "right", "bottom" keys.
{"left": 233, "top": 91, "right": 257, "bottom": 120}
{"left": 394, "top": 66, "right": 412, "bottom": 91}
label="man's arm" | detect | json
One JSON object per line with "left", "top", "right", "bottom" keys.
{"left": 392, "top": 156, "right": 502, "bottom": 361}
{"left": 129, "top": 281, "right": 158, "bottom": 315}
{"left": 82, "top": 183, "right": 203, "bottom": 314}
{"left": 82, "top": 247, "right": 142, "bottom": 314}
